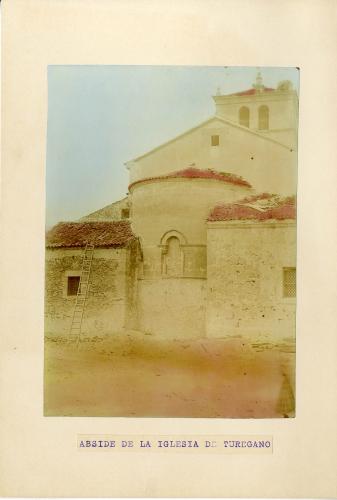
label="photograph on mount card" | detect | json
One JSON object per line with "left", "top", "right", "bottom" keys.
{"left": 44, "top": 66, "right": 298, "bottom": 418}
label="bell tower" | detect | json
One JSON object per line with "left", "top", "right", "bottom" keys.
{"left": 212, "top": 72, "right": 298, "bottom": 149}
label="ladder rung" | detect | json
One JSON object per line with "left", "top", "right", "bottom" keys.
{"left": 69, "top": 244, "right": 94, "bottom": 336}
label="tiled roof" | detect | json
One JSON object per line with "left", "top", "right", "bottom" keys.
{"left": 129, "top": 167, "right": 252, "bottom": 190}
{"left": 208, "top": 193, "right": 296, "bottom": 222}
{"left": 228, "top": 87, "right": 275, "bottom": 97}
{"left": 46, "top": 220, "right": 136, "bottom": 248}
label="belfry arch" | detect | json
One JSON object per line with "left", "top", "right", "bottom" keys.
{"left": 239, "top": 106, "right": 250, "bottom": 127}
{"left": 258, "top": 105, "right": 269, "bottom": 130}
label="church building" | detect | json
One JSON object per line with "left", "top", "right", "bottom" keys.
{"left": 45, "top": 73, "right": 297, "bottom": 343}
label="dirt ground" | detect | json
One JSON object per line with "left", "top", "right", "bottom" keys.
{"left": 44, "top": 332, "right": 295, "bottom": 418}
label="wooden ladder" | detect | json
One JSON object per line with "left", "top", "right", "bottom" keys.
{"left": 69, "top": 243, "right": 95, "bottom": 346}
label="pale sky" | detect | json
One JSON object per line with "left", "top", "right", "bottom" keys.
{"left": 46, "top": 66, "right": 299, "bottom": 227}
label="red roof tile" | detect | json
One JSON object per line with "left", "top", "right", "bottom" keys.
{"left": 227, "top": 87, "right": 275, "bottom": 97}
{"left": 46, "top": 220, "right": 136, "bottom": 248}
{"left": 208, "top": 194, "right": 296, "bottom": 222}
{"left": 129, "top": 167, "right": 251, "bottom": 190}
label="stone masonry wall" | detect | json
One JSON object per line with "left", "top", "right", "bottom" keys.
{"left": 137, "top": 277, "right": 206, "bottom": 339}
{"left": 45, "top": 247, "right": 130, "bottom": 336}
{"left": 124, "top": 240, "right": 141, "bottom": 330}
{"left": 206, "top": 221, "right": 296, "bottom": 342}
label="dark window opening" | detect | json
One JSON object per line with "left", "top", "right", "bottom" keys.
{"left": 121, "top": 208, "right": 130, "bottom": 219}
{"left": 67, "top": 276, "right": 80, "bottom": 296}
{"left": 283, "top": 267, "right": 296, "bottom": 298}
{"left": 211, "top": 135, "right": 219, "bottom": 146}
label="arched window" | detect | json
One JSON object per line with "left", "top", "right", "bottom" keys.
{"left": 239, "top": 106, "right": 250, "bottom": 127}
{"left": 160, "top": 230, "right": 186, "bottom": 277}
{"left": 258, "top": 105, "right": 269, "bottom": 130}
{"left": 165, "top": 236, "right": 181, "bottom": 277}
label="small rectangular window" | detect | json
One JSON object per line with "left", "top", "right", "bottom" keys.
{"left": 121, "top": 208, "right": 130, "bottom": 219}
{"left": 283, "top": 267, "right": 296, "bottom": 298}
{"left": 67, "top": 276, "right": 80, "bottom": 296}
{"left": 211, "top": 135, "right": 219, "bottom": 146}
